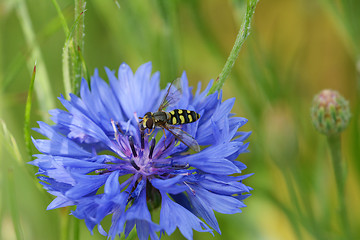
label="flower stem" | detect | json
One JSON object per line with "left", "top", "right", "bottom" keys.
{"left": 73, "top": 0, "right": 87, "bottom": 95}
{"left": 60, "top": 207, "right": 70, "bottom": 240}
{"left": 73, "top": 217, "right": 80, "bottom": 240}
{"left": 327, "top": 134, "right": 351, "bottom": 239}
{"left": 208, "top": 0, "right": 259, "bottom": 95}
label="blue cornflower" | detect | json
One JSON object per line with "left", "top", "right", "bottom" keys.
{"left": 30, "top": 62, "right": 252, "bottom": 240}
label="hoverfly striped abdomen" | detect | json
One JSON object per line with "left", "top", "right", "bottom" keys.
{"left": 139, "top": 78, "right": 201, "bottom": 152}
{"left": 167, "top": 109, "right": 200, "bottom": 125}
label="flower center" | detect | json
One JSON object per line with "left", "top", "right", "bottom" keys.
{"left": 108, "top": 119, "right": 189, "bottom": 177}
{"left": 128, "top": 135, "right": 156, "bottom": 172}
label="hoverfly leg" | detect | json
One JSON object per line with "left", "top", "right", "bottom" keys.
{"left": 162, "top": 128, "right": 167, "bottom": 139}
{"left": 146, "top": 128, "right": 155, "bottom": 136}
{"left": 163, "top": 137, "right": 174, "bottom": 151}
{"left": 159, "top": 126, "right": 167, "bottom": 150}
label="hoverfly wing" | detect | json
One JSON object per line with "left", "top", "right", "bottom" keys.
{"left": 158, "top": 78, "right": 183, "bottom": 112}
{"left": 164, "top": 124, "right": 200, "bottom": 152}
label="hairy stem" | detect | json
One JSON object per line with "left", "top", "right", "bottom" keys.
{"left": 208, "top": 0, "right": 259, "bottom": 95}
{"left": 327, "top": 134, "right": 351, "bottom": 239}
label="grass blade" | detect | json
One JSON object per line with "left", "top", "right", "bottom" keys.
{"left": 154, "top": 0, "right": 180, "bottom": 81}
{"left": 2, "top": 7, "right": 71, "bottom": 93}
{"left": 16, "top": 0, "right": 55, "bottom": 114}
{"left": 1, "top": 51, "right": 27, "bottom": 92}
{"left": 50, "top": 0, "right": 70, "bottom": 36}
{"left": 0, "top": 119, "right": 45, "bottom": 193}
{"left": 318, "top": 0, "right": 360, "bottom": 57}
{"left": 0, "top": 120, "right": 22, "bottom": 165}
{"left": 8, "top": 169, "right": 23, "bottom": 240}
{"left": 24, "top": 64, "right": 36, "bottom": 161}
{"left": 0, "top": 122, "right": 23, "bottom": 240}
{"left": 50, "top": 0, "right": 72, "bottom": 98}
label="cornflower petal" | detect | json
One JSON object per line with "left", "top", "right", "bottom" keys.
{"left": 160, "top": 192, "right": 212, "bottom": 240}
{"left": 31, "top": 62, "right": 252, "bottom": 239}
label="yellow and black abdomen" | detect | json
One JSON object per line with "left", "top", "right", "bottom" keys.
{"left": 167, "top": 109, "right": 200, "bottom": 125}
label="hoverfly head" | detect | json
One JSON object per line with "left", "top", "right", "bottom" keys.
{"left": 141, "top": 112, "right": 155, "bottom": 130}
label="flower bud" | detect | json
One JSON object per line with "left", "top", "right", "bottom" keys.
{"left": 311, "top": 90, "right": 351, "bottom": 135}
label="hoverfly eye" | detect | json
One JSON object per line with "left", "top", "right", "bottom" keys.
{"left": 146, "top": 118, "right": 154, "bottom": 129}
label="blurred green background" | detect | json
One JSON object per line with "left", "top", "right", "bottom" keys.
{"left": 1, "top": 0, "right": 359, "bottom": 239}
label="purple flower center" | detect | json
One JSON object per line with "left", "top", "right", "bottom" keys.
{"left": 103, "top": 120, "right": 188, "bottom": 180}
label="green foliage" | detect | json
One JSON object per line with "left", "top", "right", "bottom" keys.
{"left": 1, "top": 0, "right": 359, "bottom": 239}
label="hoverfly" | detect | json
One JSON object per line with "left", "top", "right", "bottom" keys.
{"left": 139, "top": 78, "right": 200, "bottom": 152}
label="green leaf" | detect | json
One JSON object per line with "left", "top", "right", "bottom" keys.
{"left": 120, "top": 228, "right": 137, "bottom": 240}
{"left": 77, "top": 45, "right": 90, "bottom": 87}
{"left": 62, "top": 41, "right": 72, "bottom": 99}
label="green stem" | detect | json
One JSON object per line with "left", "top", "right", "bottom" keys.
{"left": 73, "top": 217, "right": 80, "bottom": 240}
{"left": 60, "top": 208, "right": 70, "bottom": 240}
{"left": 73, "top": 0, "right": 86, "bottom": 95}
{"left": 208, "top": 0, "right": 259, "bottom": 95}
{"left": 327, "top": 134, "right": 351, "bottom": 239}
